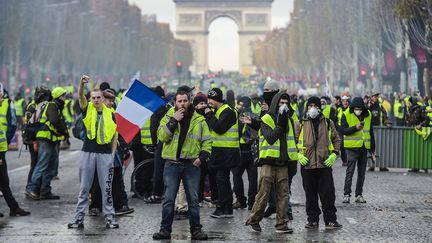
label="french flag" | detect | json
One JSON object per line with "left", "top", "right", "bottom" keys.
{"left": 115, "top": 80, "right": 166, "bottom": 144}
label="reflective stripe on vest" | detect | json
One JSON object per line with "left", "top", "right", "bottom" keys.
{"left": 259, "top": 114, "right": 298, "bottom": 160}
{"left": 83, "top": 103, "right": 117, "bottom": 145}
{"left": 211, "top": 104, "right": 239, "bottom": 148}
{"left": 36, "top": 102, "right": 64, "bottom": 142}
{"left": 343, "top": 110, "right": 371, "bottom": 149}
{"left": 140, "top": 119, "right": 152, "bottom": 145}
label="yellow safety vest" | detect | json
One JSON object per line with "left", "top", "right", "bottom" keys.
{"left": 0, "top": 99, "right": 9, "bottom": 152}
{"left": 211, "top": 103, "right": 239, "bottom": 148}
{"left": 343, "top": 110, "right": 372, "bottom": 149}
{"left": 259, "top": 114, "right": 297, "bottom": 160}
{"left": 322, "top": 105, "right": 331, "bottom": 119}
{"left": 83, "top": 103, "right": 117, "bottom": 145}
{"left": 140, "top": 119, "right": 152, "bottom": 145}
{"left": 337, "top": 107, "right": 345, "bottom": 126}
{"left": 291, "top": 103, "right": 299, "bottom": 121}
{"left": 393, "top": 100, "right": 404, "bottom": 119}
{"left": 297, "top": 119, "right": 335, "bottom": 153}
{"left": 251, "top": 102, "right": 261, "bottom": 116}
{"left": 427, "top": 106, "right": 432, "bottom": 126}
{"left": 158, "top": 111, "right": 212, "bottom": 160}
{"left": 62, "top": 99, "right": 75, "bottom": 124}
{"left": 14, "top": 98, "right": 24, "bottom": 117}
{"left": 36, "top": 102, "right": 65, "bottom": 142}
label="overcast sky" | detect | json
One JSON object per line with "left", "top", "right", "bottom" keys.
{"left": 128, "top": 0, "right": 293, "bottom": 71}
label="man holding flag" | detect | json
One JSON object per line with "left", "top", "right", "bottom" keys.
{"left": 68, "top": 75, "right": 119, "bottom": 229}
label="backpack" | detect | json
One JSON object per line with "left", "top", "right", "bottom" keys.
{"left": 22, "top": 101, "right": 48, "bottom": 145}
{"left": 72, "top": 114, "right": 85, "bottom": 141}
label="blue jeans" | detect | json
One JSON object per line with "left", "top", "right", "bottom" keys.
{"left": 26, "top": 140, "right": 59, "bottom": 195}
{"left": 160, "top": 161, "right": 201, "bottom": 232}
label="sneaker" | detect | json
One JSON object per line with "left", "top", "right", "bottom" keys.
{"left": 246, "top": 222, "right": 262, "bottom": 232}
{"left": 9, "top": 208, "right": 30, "bottom": 217}
{"left": 89, "top": 208, "right": 101, "bottom": 217}
{"left": 342, "top": 195, "right": 350, "bottom": 203}
{"left": 325, "top": 221, "right": 342, "bottom": 229}
{"left": 115, "top": 206, "right": 135, "bottom": 216}
{"left": 379, "top": 167, "right": 389, "bottom": 172}
{"left": 191, "top": 228, "right": 208, "bottom": 240}
{"left": 305, "top": 221, "right": 319, "bottom": 229}
{"left": 210, "top": 208, "right": 225, "bottom": 218}
{"left": 233, "top": 201, "right": 247, "bottom": 209}
{"left": 25, "top": 191, "right": 40, "bottom": 200}
{"left": 355, "top": 195, "right": 366, "bottom": 203}
{"left": 40, "top": 193, "right": 60, "bottom": 200}
{"left": 67, "top": 218, "right": 84, "bottom": 229}
{"left": 224, "top": 209, "right": 234, "bottom": 218}
{"left": 105, "top": 217, "right": 119, "bottom": 229}
{"left": 153, "top": 229, "right": 171, "bottom": 240}
{"left": 144, "top": 195, "right": 162, "bottom": 204}
{"left": 368, "top": 167, "right": 375, "bottom": 172}
{"left": 263, "top": 207, "right": 276, "bottom": 218}
{"left": 275, "top": 226, "right": 293, "bottom": 234}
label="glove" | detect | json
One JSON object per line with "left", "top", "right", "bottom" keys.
{"left": 324, "top": 153, "right": 337, "bottom": 167}
{"left": 297, "top": 153, "right": 309, "bottom": 166}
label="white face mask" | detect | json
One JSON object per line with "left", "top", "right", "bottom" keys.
{"left": 307, "top": 107, "right": 320, "bottom": 119}
{"left": 354, "top": 109, "right": 362, "bottom": 116}
{"left": 278, "top": 103, "right": 289, "bottom": 115}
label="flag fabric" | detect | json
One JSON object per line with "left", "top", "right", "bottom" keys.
{"left": 115, "top": 80, "right": 166, "bottom": 144}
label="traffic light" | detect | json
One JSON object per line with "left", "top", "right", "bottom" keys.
{"left": 176, "top": 61, "right": 183, "bottom": 74}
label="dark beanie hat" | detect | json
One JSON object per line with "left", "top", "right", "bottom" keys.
{"left": 350, "top": 97, "right": 365, "bottom": 108}
{"left": 307, "top": 96, "right": 321, "bottom": 108}
{"left": 208, "top": 88, "right": 224, "bottom": 103}
{"left": 193, "top": 93, "right": 208, "bottom": 107}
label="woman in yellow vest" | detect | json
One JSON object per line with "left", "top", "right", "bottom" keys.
{"left": 245, "top": 93, "right": 295, "bottom": 233}
{"left": 340, "top": 97, "right": 374, "bottom": 204}
{"left": 295, "top": 96, "right": 342, "bottom": 230}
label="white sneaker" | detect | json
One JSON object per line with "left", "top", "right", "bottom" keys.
{"left": 355, "top": 195, "right": 366, "bottom": 203}
{"left": 342, "top": 195, "right": 350, "bottom": 203}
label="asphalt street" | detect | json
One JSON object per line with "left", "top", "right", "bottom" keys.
{"left": 1, "top": 138, "right": 432, "bottom": 242}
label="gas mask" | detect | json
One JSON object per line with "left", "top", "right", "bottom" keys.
{"left": 307, "top": 107, "right": 320, "bottom": 119}
{"left": 354, "top": 109, "right": 362, "bottom": 116}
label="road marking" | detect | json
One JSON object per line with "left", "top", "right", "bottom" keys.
{"left": 9, "top": 150, "right": 81, "bottom": 174}
{"left": 346, "top": 217, "right": 357, "bottom": 224}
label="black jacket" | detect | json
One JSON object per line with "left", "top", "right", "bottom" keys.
{"left": 340, "top": 110, "right": 375, "bottom": 153}
{"left": 205, "top": 103, "right": 240, "bottom": 170}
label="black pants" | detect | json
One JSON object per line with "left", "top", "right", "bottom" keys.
{"left": 27, "top": 143, "right": 38, "bottom": 184}
{"left": 339, "top": 135, "right": 347, "bottom": 164}
{"left": 216, "top": 169, "right": 233, "bottom": 211}
{"left": 0, "top": 152, "right": 19, "bottom": 210}
{"left": 90, "top": 167, "right": 124, "bottom": 210}
{"left": 152, "top": 142, "right": 165, "bottom": 197}
{"left": 344, "top": 148, "right": 367, "bottom": 197}
{"left": 232, "top": 151, "right": 257, "bottom": 206}
{"left": 199, "top": 160, "right": 218, "bottom": 202}
{"left": 301, "top": 167, "right": 337, "bottom": 224}
{"left": 131, "top": 144, "right": 153, "bottom": 195}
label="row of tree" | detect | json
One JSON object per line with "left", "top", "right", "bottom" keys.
{"left": 0, "top": 0, "right": 193, "bottom": 92}
{"left": 252, "top": 0, "right": 432, "bottom": 96}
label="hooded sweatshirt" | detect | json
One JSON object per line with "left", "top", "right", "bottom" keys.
{"left": 259, "top": 92, "right": 293, "bottom": 166}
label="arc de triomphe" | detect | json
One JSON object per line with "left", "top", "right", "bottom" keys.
{"left": 174, "top": 0, "right": 273, "bottom": 74}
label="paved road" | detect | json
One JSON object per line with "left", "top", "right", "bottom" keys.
{"left": 1, "top": 138, "right": 432, "bottom": 242}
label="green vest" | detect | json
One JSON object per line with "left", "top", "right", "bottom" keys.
{"left": 158, "top": 111, "right": 212, "bottom": 160}
{"left": 62, "top": 99, "right": 75, "bottom": 124}
{"left": 140, "top": 119, "right": 152, "bottom": 145}
{"left": 83, "top": 103, "right": 117, "bottom": 145}
{"left": 343, "top": 110, "right": 372, "bottom": 149}
{"left": 211, "top": 104, "right": 239, "bottom": 148}
{"left": 36, "top": 102, "right": 64, "bottom": 142}
{"left": 297, "top": 119, "right": 335, "bottom": 153}
{"left": 259, "top": 114, "right": 298, "bottom": 161}
{"left": 0, "top": 99, "right": 9, "bottom": 152}
{"left": 393, "top": 101, "right": 404, "bottom": 119}
{"left": 427, "top": 106, "right": 432, "bottom": 126}
{"left": 14, "top": 98, "right": 24, "bottom": 117}
{"left": 337, "top": 107, "right": 344, "bottom": 126}
{"left": 322, "top": 105, "right": 331, "bottom": 119}
{"left": 291, "top": 103, "right": 299, "bottom": 121}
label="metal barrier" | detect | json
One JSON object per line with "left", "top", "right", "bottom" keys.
{"left": 374, "top": 126, "right": 432, "bottom": 169}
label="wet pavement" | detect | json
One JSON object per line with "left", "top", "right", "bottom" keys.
{"left": 1, "top": 138, "right": 432, "bottom": 242}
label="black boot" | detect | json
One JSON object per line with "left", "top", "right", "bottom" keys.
{"left": 153, "top": 229, "right": 171, "bottom": 240}
{"left": 191, "top": 228, "right": 208, "bottom": 240}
